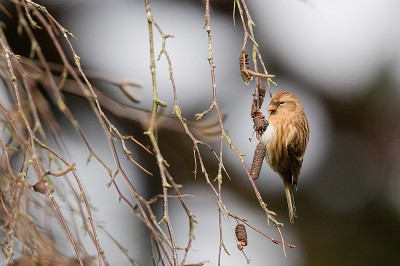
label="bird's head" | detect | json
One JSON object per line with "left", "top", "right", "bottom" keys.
{"left": 267, "top": 91, "right": 303, "bottom": 116}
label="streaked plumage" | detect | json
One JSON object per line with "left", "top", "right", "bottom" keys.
{"left": 261, "top": 91, "right": 309, "bottom": 223}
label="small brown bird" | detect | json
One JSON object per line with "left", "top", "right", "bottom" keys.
{"left": 261, "top": 91, "right": 309, "bottom": 223}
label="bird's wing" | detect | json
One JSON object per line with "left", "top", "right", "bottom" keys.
{"left": 286, "top": 126, "right": 304, "bottom": 189}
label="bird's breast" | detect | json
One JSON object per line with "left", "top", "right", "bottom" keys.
{"left": 260, "top": 123, "right": 275, "bottom": 145}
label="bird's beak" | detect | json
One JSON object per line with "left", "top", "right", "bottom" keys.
{"left": 268, "top": 104, "right": 277, "bottom": 112}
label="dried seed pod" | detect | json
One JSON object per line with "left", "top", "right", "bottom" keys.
{"left": 253, "top": 114, "right": 268, "bottom": 136}
{"left": 251, "top": 84, "right": 266, "bottom": 115}
{"left": 257, "top": 83, "right": 266, "bottom": 106}
{"left": 251, "top": 84, "right": 268, "bottom": 137}
{"left": 33, "top": 180, "right": 47, "bottom": 194}
{"left": 239, "top": 51, "right": 252, "bottom": 84}
{"left": 250, "top": 142, "right": 266, "bottom": 180}
{"left": 235, "top": 224, "right": 248, "bottom": 248}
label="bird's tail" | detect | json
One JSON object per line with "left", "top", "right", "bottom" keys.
{"left": 284, "top": 181, "right": 297, "bottom": 223}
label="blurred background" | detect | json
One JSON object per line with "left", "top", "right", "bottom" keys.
{"left": 2, "top": 0, "right": 400, "bottom": 265}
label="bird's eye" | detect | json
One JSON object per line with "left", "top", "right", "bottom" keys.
{"left": 279, "top": 101, "right": 285, "bottom": 105}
